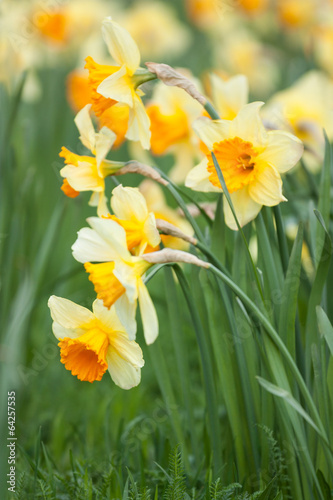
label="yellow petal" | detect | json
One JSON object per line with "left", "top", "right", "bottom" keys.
{"left": 48, "top": 296, "right": 94, "bottom": 339}
{"left": 248, "top": 163, "right": 286, "bottom": 206}
{"left": 259, "top": 130, "right": 303, "bottom": 173}
{"left": 102, "top": 17, "right": 140, "bottom": 75}
{"left": 111, "top": 184, "right": 148, "bottom": 222}
{"left": 97, "top": 65, "right": 134, "bottom": 107}
{"left": 192, "top": 117, "right": 231, "bottom": 150}
{"left": 60, "top": 162, "right": 104, "bottom": 192}
{"left": 224, "top": 186, "right": 262, "bottom": 230}
{"left": 229, "top": 102, "right": 267, "bottom": 147}
{"left": 74, "top": 104, "right": 95, "bottom": 153}
{"left": 137, "top": 279, "right": 158, "bottom": 344}
{"left": 95, "top": 126, "right": 116, "bottom": 169}
{"left": 210, "top": 73, "right": 249, "bottom": 120}
{"left": 143, "top": 212, "right": 161, "bottom": 249}
{"left": 185, "top": 158, "right": 222, "bottom": 193}
{"left": 106, "top": 348, "right": 141, "bottom": 389}
{"left": 125, "top": 95, "right": 151, "bottom": 150}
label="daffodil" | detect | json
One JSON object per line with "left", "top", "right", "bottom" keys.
{"left": 139, "top": 180, "right": 193, "bottom": 250}
{"left": 264, "top": 71, "right": 333, "bottom": 171}
{"left": 109, "top": 184, "right": 161, "bottom": 255}
{"left": 48, "top": 296, "right": 144, "bottom": 388}
{"left": 208, "top": 74, "right": 249, "bottom": 121}
{"left": 60, "top": 104, "right": 121, "bottom": 216}
{"left": 185, "top": 102, "right": 303, "bottom": 230}
{"left": 238, "top": 0, "right": 268, "bottom": 14}
{"left": 146, "top": 75, "right": 202, "bottom": 183}
{"left": 85, "top": 17, "right": 154, "bottom": 150}
{"left": 72, "top": 217, "right": 158, "bottom": 344}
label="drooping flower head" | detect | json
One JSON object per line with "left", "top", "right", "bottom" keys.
{"left": 59, "top": 104, "right": 121, "bottom": 216}
{"left": 72, "top": 217, "right": 159, "bottom": 344}
{"left": 186, "top": 102, "right": 304, "bottom": 229}
{"left": 85, "top": 17, "right": 154, "bottom": 149}
{"left": 48, "top": 296, "right": 144, "bottom": 388}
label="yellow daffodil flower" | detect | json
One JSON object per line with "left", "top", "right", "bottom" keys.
{"left": 85, "top": 17, "right": 153, "bottom": 150}
{"left": 147, "top": 75, "right": 203, "bottom": 183}
{"left": 185, "top": 102, "right": 304, "bottom": 230}
{"left": 277, "top": 0, "right": 317, "bottom": 29}
{"left": 60, "top": 104, "right": 121, "bottom": 216}
{"left": 72, "top": 217, "right": 158, "bottom": 344}
{"left": 48, "top": 296, "right": 144, "bottom": 388}
{"left": 238, "top": 0, "right": 268, "bottom": 14}
{"left": 109, "top": 184, "right": 161, "bottom": 255}
{"left": 264, "top": 71, "right": 333, "bottom": 171}
{"left": 139, "top": 180, "right": 193, "bottom": 250}
{"left": 209, "top": 73, "right": 249, "bottom": 121}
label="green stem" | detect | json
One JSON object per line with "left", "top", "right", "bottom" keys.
{"left": 204, "top": 101, "right": 221, "bottom": 120}
{"left": 273, "top": 205, "right": 289, "bottom": 275}
{"left": 173, "top": 265, "right": 222, "bottom": 477}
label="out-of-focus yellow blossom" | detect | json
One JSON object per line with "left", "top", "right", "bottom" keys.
{"left": 208, "top": 73, "right": 249, "bottom": 120}
{"left": 185, "top": 0, "right": 223, "bottom": 29}
{"left": 108, "top": 184, "right": 161, "bottom": 255}
{"left": 120, "top": 2, "right": 191, "bottom": 60}
{"left": 59, "top": 104, "right": 118, "bottom": 216}
{"left": 277, "top": 0, "right": 317, "bottom": 29}
{"left": 146, "top": 76, "right": 202, "bottom": 183}
{"left": 264, "top": 71, "right": 333, "bottom": 171}
{"left": 139, "top": 180, "right": 193, "bottom": 251}
{"left": 185, "top": 102, "right": 303, "bottom": 230}
{"left": 213, "top": 28, "right": 279, "bottom": 97}
{"left": 85, "top": 17, "right": 153, "bottom": 150}
{"left": 238, "top": 0, "right": 269, "bottom": 15}
{"left": 66, "top": 70, "right": 92, "bottom": 113}
{"left": 48, "top": 296, "right": 144, "bottom": 388}
{"left": 312, "top": 11, "right": 333, "bottom": 77}
{"left": 72, "top": 218, "right": 158, "bottom": 344}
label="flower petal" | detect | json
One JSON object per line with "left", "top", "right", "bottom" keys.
{"left": 259, "top": 130, "right": 304, "bottom": 173}
{"left": 106, "top": 348, "right": 141, "bottom": 389}
{"left": 86, "top": 217, "right": 130, "bottom": 260}
{"left": 185, "top": 158, "right": 222, "bottom": 193}
{"left": 223, "top": 187, "right": 262, "bottom": 230}
{"left": 210, "top": 73, "right": 248, "bottom": 120}
{"left": 143, "top": 212, "right": 161, "bottom": 249}
{"left": 92, "top": 299, "right": 125, "bottom": 332}
{"left": 97, "top": 65, "right": 134, "bottom": 107}
{"left": 230, "top": 101, "right": 267, "bottom": 147}
{"left": 137, "top": 279, "right": 158, "bottom": 344}
{"left": 125, "top": 95, "right": 151, "bottom": 150}
{"left": 102, "top": 17, "right": 140, "bottom": 75}
{"left": 74, "top": 104, "right": 95, "bottom": 153}
{"left": 249, "top": 163, "right": 286, "bottom": 206}
{"left": 60, "top": 162, "right": 103, "bottom": 192}
{"left": 95, "top": 126, "right": 116, "bottom": 169}
{"left": 48, "top": 296, "right": 94, "bottom": 334}
{"left": 115, "top": 294, "right": 137, "bottom": 340}
{"left": 192, "top": 117, "right": 231, "bottom": 150}
{"left": 72, "top": 227, "right": 120, "bottom": 264}
{"left": 111, "top": 184, "right": 148, "bottom": 222}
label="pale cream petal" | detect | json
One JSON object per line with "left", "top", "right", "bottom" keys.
{"left": 115, "top": 294, "right": 137, "bottom": 340}
{"left": 125, "top": 96, "right": 151, "bottom": 150}
{"left": 95, "top": 193, "right": 110, "bottom": 218}
{"left": 259, "top": 130, "right": 304, "bottom": 173}
{"left": 249, "top": 164, "right": 286, "bottom": 206}
{"left": 74, "top": 104, "right": 95, "bottom": 153}
{"left": 230, "top": 102, "right": 267, "bottom": 147}
{"left": 224, "top": 187, "right": 262, "bottom": 230}
{"left": 137, "top": 279, "right": 158, "bottom": 345}
{"left": 111, "top": 184, "right": 148, "bottom": 222}
{"left": 92, "top": 300, "right": 125, "bottom": 332}
{"left": 48, "top": 296, "right": 94, "bottom": 334}
{"left": 95, "top": 126, "right": 116, "bottom": 169}
{"left": 86, "top": 217, "right": 130, "bottom": 260}
{"left": 211, "top": 74, "right": 248, "bottom": 119}
{"left": 71, "top": 227, "right": 120, "bottom": 263}
{"left": 106, "top": 348, "right": 141, "bottom": 389}
{"left": 110, "top": 332, "right": 144, "bottom": 367}
{"left": 143, "top": 212, "right": 161, "bottom": 248}
{"left": 102, "top": 17, "right": 140, "bottom": 75}
{"left": 97, "top": 65, "right": 134, "bottom": 107}
{"left": 192, "top": 117, "right": 231, "bottom": 150}
{"left": 112, "top": 263, "right": 138, "bottom": 303}
{"left": 185, "top": 158, "right": 222, "bottom": 193}
{"left": 169, "top": 143, "right": 196, "bottom": 184}
{"left": 60, "top": 162, "right": 103, "bottom": 192}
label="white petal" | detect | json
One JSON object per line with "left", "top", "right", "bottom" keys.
{"left": 230, "top": 102, "right": 267, "bottom": 147}
{"left": 74, "top": 104, "right": 95, "bottom": 153}
{"left": 87, "top": 217, "right": 130, "bottom": 260}
{"left": 106, "top": 349, "right": 141, "bottom": 389}
{"left": 192, "top": 117, "right": 230, "bottom": 150}
{"left": 97, "top": 65, "right": 134, "bottom": 107}
{"left": 248, "top": 164, "right": 285, "bottom": 206}
{"left": 60, "top": 162, "right": 103, "bottom": 192}
{"left": 95, "top": 126, "right": 116, "bottom": 169}
{"left": 259, "top": 130, "right": 304, "bottom": 173}
{"left": 224, "top": 187, "right": 262, "bottom": 230}
{"left": 102, "top": 17, "right": 140, "bottom": 75}
{"left": 115, "top": 294, "right": 137, "bottom": 340}
{"left": 211, "top": 73, "right": 248, "bottom": 119}
{"left": 111, "top": 184, "right": 148, "bottom": 222}
{"left": 137, "top": 279, "right": 158, "bottom": 345}
{"left": 185, "top": 158, "right": 222, "bottom": 193}
{"left": 125, "top": 96, "right": 151, "bottom": 150}
{"left": 72, "top": 227, "right": 120, "bottom": 263}
{"left": 48, "top": 296, "right": 94, "bottom": 331}
{"left": 143, "top": 212, "right": 161, "bottom": 248}
{"left": 110, "top": 332, "right": 144, "bottom": 367}
{"left": 113, "top": 263, "right": 138, "bottom": 303}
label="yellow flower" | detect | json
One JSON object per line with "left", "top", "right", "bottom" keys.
{"left": 72, "top": 217, "right": 158, "bottom": 344}
{"left": 85, "top": 17, "right": 153, "bottom": 149}
{"left": 264, "top": 71, "right": 333, "bottom": 171}
{"left": 59, "top": 104, "right": 120, "bottom": 216}
{"left": 185, "top": 0, "right": 221, "bottom": 29}
{"left": 238, "top": 0, "right": 268, "bottom": 14}
{"left": 208, "top": 73, "right": 249, "bottom": 121}
{"left": 139, "top": 180, "right": 193, "bottom": 250}
{"left": 108, "top": 184, "right": 161, "bottom": 255}
{"left": 48, "top": 296, "right": 144, "bottom": 388}
{"left": 185, "top": 102, "right": 303, "bottom": 230}
{"left": 146, "top": 75, "right": 202, "bottom": 183}
{"left": 277, "top": 0, "right": 317, "bottom": 29}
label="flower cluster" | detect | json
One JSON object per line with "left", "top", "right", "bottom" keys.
{"left": 49, "top": 16, "right": 306, "bottom": 388}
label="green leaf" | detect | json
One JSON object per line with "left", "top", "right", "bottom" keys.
{"left": 316, "top": 306, "right": 333, "bottom": 355}
{"left": 316, "top": 470, "right": 332, "bottom": 500}
{"left": 257, "top": 477, "right": 277, "bottom": 499}
{"left": 316, "top": 132, "right": 332, "bottom": 260}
